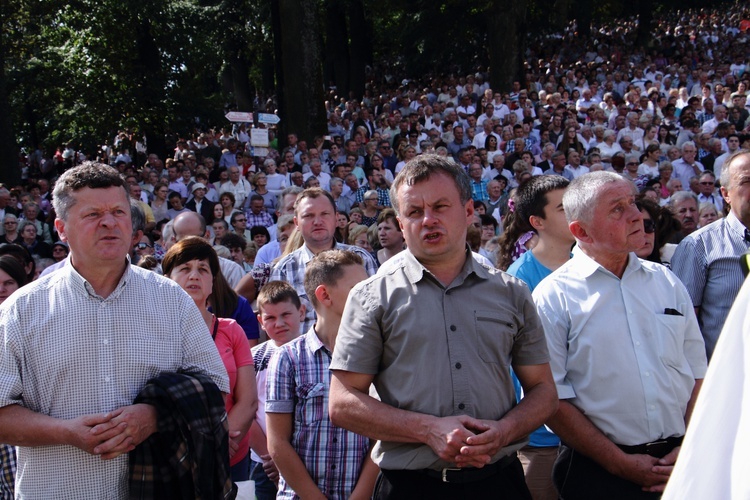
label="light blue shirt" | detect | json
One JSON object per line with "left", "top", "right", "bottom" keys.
{"left": 533, "top": 251, "right": 707, "bottom": 445}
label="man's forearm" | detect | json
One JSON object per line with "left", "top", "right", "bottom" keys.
{"left": 494, "top": 378, "right": 558, "bottom": 446}
{"left": 0, "top": 404, "right": 70, "bottom": 446}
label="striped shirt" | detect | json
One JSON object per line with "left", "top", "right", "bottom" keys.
{"left": 266, "top": 329, "right": 370, "bottom": 500}
{"left": 672, "top": 212, "right": 750, "bottom": 359}
{"left": 0, "top": 263, "right": 229, "bottom": 499}
{"left": 270, "top": 243, "right": 378, "bottom": 333}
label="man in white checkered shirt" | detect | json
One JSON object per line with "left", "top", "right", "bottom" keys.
{"left": 0, "top": 162, "right": 229, "bottom": 499}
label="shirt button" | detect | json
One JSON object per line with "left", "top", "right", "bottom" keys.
{"left": 103, "top": 339, "right": 109, "bottom": 345}
{"left": 455, "top": 363, "right": 462, "bottom": 369}
{"left": 636, "top": 341, "right": 641, "bottom": 346}
{"left": 104, "top": 376, "right": 110, "bottom": 382}
{"left": 331, "top": 465, "right": 336, "bottom": 470}
{"left": 332, "top": 438, "right": 338, "bottom": 443}
{"left": 450, "top": 325, "right": 456, "bottom": 332}
{"left": 644, "top": 371, "right": 650, "bottom": 377}
{"left": 458, "top": 403, "right": 465, "bottom": 410}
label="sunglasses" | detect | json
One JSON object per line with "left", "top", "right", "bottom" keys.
{"left": 643, "top": 219, "right": 656, "bottom": 234}
{"left": 136, "top": 242, "right": 152, "bottom": 249}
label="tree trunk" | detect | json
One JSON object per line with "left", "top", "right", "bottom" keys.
{"left": 635, "top": 0, "right": 654, "bottom": 47}
{"left": 487, "top": 0, "right": 528, "bottom": 93}
{"left": 324, "top": 0, "right": 349, "bottom": 99}
{"left": 347, "top": 0, "right": 369, "bottom": 100}
{"left": 277, "top": 0, "right": 326, "bottom": 145}
{"left": 0, "top": 20, "right": 19, "bottom": 186}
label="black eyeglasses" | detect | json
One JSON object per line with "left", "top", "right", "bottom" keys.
{"left": 136, "top": 242, "right": 152, "bottom": 249}
{"left": 643, "top": 219, "right": 656, "bottom": 234}
{"left": 234, "top": 218, "right": 247, "bottom": 223}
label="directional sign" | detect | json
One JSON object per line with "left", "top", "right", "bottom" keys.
{"left": 258, "top": 113, "right": 280, "bottom": 125}
{"left": 225, "top": 111, "right": 254, "bottom": 123}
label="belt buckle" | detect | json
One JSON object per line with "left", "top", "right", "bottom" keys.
{"left": 441, "top": 467, "right": 461, "bottom": 483}
{"left": 645, "top": 439, "right": 668, "bottom": 455}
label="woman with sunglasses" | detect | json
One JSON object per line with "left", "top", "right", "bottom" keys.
{"left": 635, "top": 197, "right": 681, "bottom": 267}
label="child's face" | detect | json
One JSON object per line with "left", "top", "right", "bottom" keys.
{"left": 258, "top": 301, "right": 305, "bottom": 345}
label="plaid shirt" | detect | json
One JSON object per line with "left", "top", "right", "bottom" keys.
{"left": 471, "top": 179, "right": 489, "bottom": 202}
{"left": 0, "top": 444, "right": 14, "bottom": 499}
{"left": 130, "top": 372, "right": 234, "bottom": 500}
{"left": 266, "top": 329, "right": 370, "bottom": 500}
{"left": 355, "top": 186, "right": 391, "bottom": 208}
{"left": 269, "top": 243, "right": 378, "bottom": 333}
{"left": 245, "top": 209, "right": 275, "bottom": 229}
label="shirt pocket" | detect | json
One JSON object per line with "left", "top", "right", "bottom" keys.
{"left": 296, "top": 382, "right": 326, "bottom": 425}
{"left": 654, "top": 314, "right": 686, "bottom": 367}
{"left": 473, "top": 309, "right": 514, "bottom": 365}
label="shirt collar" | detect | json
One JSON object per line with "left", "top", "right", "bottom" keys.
{"left": 305, "top": 326, "right": 330, "bottom": 356}
{"left": 65, "top": 257, "right": 132, "bottom": 301}
{"left": 572, "top": 248, "right": 643, "bottom": 280}
{"left": 401, "top": 246, "right": 490, "bottom": 286}
{"left": 725, "top": 210, "right": 748, "bottom": 239}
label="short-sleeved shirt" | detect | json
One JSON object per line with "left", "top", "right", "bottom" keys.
{"left": 0, "top": 263, "right": 229, "bottom": 498}
{"left": 267, "top": 329, "right": 370, "bottom": 500}
{"left": 214, "top": 317, "right": 254, "bottom": 466}
{"left": 533, "top": 251, "right": 707, "bottom": 446}
{"left": 671, "top": 212, "right": 750, "bottom": 358}
{"left": 330, "top": 249, "right": 549, "bottom": 470}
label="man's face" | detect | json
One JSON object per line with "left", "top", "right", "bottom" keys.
{"left": 682, "top": 145, "right": 697, "bottom": 163}
{"left": 721, "top": 155, "right": 750, "bottom": 227}
{"left": 129, "top": 184, "right": 142, "bottom": 200}
{"left": 345, "top": 175, "right": 359, "bottom": 191}
{"left": 330, "top": 182, "right": 342, "bottom": 197}
{"left": 699, "top": 176, "right": 715, "bottom": 196}
{"left": 468, "top": 164, "right": 483, "bottom": 181}
{"left": 167, "top": 167, "right": 178, "bottom": 181}
{"left": 488, "top": 182, "right": 502, "bottom": 199}
{"left": 453, "top": 127, "right": 464, "bottom": 141}
{"left": 55, "top": 186, "right": 132, "bottom": 268}
{"left": 310, "top": 162, "right": 322, "bottom": 176}
{"left": 212, "top": 222, "right": 227, "bottom": 240}
{"left": 541, "top": 189, "right": 575, "bottom": 245}
{"left": 674, "top": 198, "right": 698, "bottom": 233}
{"left": 232, "top": 214, "right": 247, "bottom": 231}
{"left": 580, "top": 182, "right": 645, "bottom": 255}
{"left": 248, "top": 199, "right": 263, "bottom": 215}
{"left": 727, "top": 136, "right": 740, "bottom": 152}
{"left": 294, "top": 195, "right": 336, "bottom": 248}
{"left": 229, "top": 167, "right": 241, "bottom": 182}
{"left": 369, "top": 169, "right": 384, "bottom": 186}
{"left": 229, "top": 246, "right": 244, "bottom": 266}
{"left": 396, "top": 172, "right": 474, "bottom": 268}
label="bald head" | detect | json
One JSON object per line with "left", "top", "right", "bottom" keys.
{"left": 172, "top": 211, "right": 207, "bottom": 242}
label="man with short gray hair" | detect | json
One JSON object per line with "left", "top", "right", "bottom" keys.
{"left": 533, "top": 171, "right": 706, "bottom": 498}
{"left": 669, "top": 191, "right": 700, "bottom": 241}
{"left": 671, "top": 142, "right": 704, "bottom": 190}
{"left": 672, "top": 150, "right": 750, "bottom": 359}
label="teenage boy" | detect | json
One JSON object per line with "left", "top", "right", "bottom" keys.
{"left": 249, "top": 282, "right": 306, "bottom": 500}
{"left": 266, "top": 250, "right": 378, "bottom": 500}
{"left": 506, "top": 175, "right": 573, "bottom": 500}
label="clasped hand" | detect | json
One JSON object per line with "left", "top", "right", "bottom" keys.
{"left": 66, "top": 404, "right": 157, "bottom": 460}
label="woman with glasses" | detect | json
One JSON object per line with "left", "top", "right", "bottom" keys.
{"left": 1, "top": 215, "right": 20, "bottom": 244}
{"left": 359, "top": 190, "right": 380, "bottom": 227}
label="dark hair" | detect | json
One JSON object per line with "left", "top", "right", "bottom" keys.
{"left": 162, "top": 236, "right": 238, "bottom": 317}
{"left": 0, "top": 243, "right": 35, "bottom": 282}
{"left": 220, "top": 233, "right": 247, "bottom": 251}
{"left": 250, "top": 225, "right": 271, "bottom": 241}
{"left": 390, "top": 154, "right": 472, "bottom": 215}
{"left": 52, "top": 161, "right": 128, "bottom": 220}
{"left": 636, "top": 196, "right": 680, "bottom": 264}
{"left": 498, "top": 175, "right": 570, "bottom": 271}
{"left": 0, "top": 254, "right": 29, "bottom": 292}
{"left": 257, "top": 280, "right": 302, "bottom": 311}
{"left": 303, "top": 250, "right": 364, "bottom": 308}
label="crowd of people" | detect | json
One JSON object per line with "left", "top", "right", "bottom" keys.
{"left": 1, "top": 3, "right": 750, "bottom": 500}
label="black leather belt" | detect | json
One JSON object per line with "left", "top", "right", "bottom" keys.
{"left": 417, "top": 453, "right": 516, "bottom": 483}
{"left": 616, "top": 435, "right": 683, "bottom": 458}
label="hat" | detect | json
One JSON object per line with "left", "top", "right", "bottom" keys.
{"left": 52, "top": 241, "right": 69, "bottom": 250}
{"left": 191, "top": 183, "right": 206, "bottom": 193}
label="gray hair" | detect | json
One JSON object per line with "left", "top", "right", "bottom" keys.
{"left": 330, "top": 177, "right": 343, "bottom": 187}
{"left": 681, "top": 141, "right": 696, "bottom": 152}
{"left": 276, "top": 214, "right": 295, "bottom": 235}
{"left": 130, "top": 200, "right": 145, "bottom": 236}
{"left": 720, "top": 149, "right": 750, "bottom": 188}
{"left": 390, "top": 154, "right": 471, "bottom": 215}
{"left": 563, "top": 171, "right": 632, "bottom": 224}
{"left": 52, "top": 161, "right": 128, "bottom": 221}
{"left": 658, "top": 161, "right": 673, "bottom": 173}
{"left": 669, "top": 191, "right": 698, "bottom": 208}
